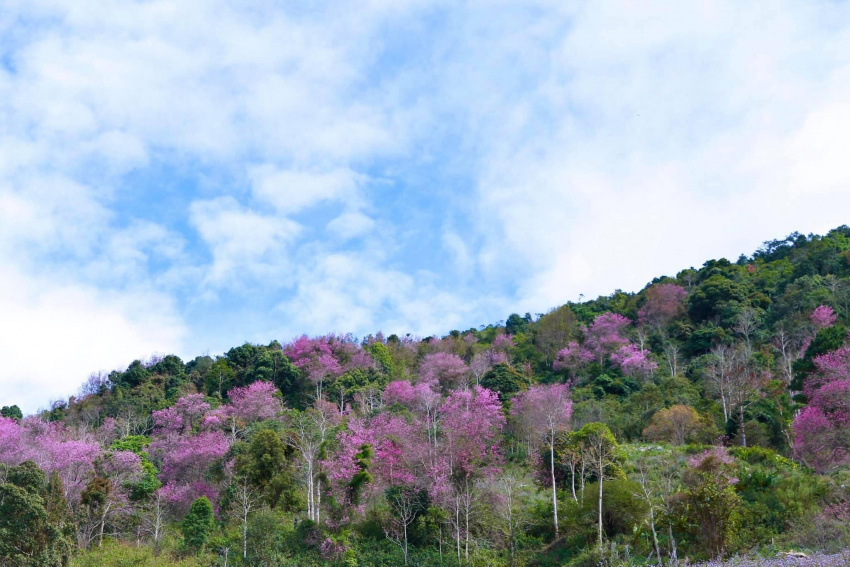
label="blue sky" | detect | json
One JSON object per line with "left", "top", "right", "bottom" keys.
{"left": 3, "top": 1, "right": 850, "bottom": 413}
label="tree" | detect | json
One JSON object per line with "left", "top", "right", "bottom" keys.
{"left": 574, "top": 423, "right": 619, "bottom": 548}
{"left": 480, "top": 363, "right": 529, "bottom": 402}
{"left": 725, "top": 345, "right": 765, "bottom": 447}
{"left": 0, "top": 482, "right": 69, "bottom": 566}
{"left": 811, "top": 305, "right": 838, "bottom": 330}
{"left": 80, "top": 476, "right": 113, "bottom": 548}
{"left": 642, "top": 405, "right": 706, "bottom": 446}
{"left": 629, "top": 454, "right": 663, "bottom": 567}
{"left": 704, "top": 345, "right": 735, "bottom": 423}
{"left": 610, "top": 344, "right": 658, "bottom": 382}
{"left": 285, "top": 335, "right": 343, "bottom": 399}
{"left": 505, "top": 313, "right": 531, "bottom": 335}
{"left": 384, "top": 486, "right": 424, "bottom": 565}
{"left": 639, "top": 283, "right": 687, "bottom": 331}
{"left": 553, "top": 341, "right": 594, "bottom": 376}
{"left": 0, "top": 461, "right": 70, "bottom": 566}
{"left": 230, "top": 476, "right": 259, "bottom": 561}
{"left": 536, "top": 305, "right": 578, "bottom": 362}
{"left": 0, "top": 405, "right": 23, "bottom": 421}
{"left": 794, "top": 346, "right": 850, "bottom": 472}
{"left": 228, "top": 381, "right": 282, "bottom": 423}
{"left": 674, "top": 448, "right": 741, "bottom": 558}
{"left": 182, "top": 496, "right": 215, "bottom": 553}
{"left": 236, "top": 429, "right": 295, "bottom": 509}
{"left": 140, "top": 489, "right": 167, "bottom": 556}
{"left": 284, "top": 402, "right": 340, "bottom": 524}
{"left": 585, "top": 312, "right": 631, "bottom": 363}
{"left": 438, "top": 386, "right": 505, "bottom": 563}
{"left": 491, "top": 470, "right": 534, "bottom": 566}
{"left": 511, "top": 384, "right": 573, "bottom": 539}
{"left": 418, "top": 352, "right": 469, "bottom": 391}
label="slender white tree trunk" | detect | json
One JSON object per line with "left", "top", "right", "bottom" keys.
{"left": 550, "top": 434, "right": 559, "bottom": 539}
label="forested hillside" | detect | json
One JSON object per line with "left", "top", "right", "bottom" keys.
{"left": 4, "top": 226, "right": 850, "bottom": 566}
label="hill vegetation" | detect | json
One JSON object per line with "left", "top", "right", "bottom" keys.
{"left": 4, "top": 226, "right": 850, "bottom": 566}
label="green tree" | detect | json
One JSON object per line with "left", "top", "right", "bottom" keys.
{"left": 182, "top": 497, "right": 216, "bottom": 553}
{"left": 535, "top": 305, "right": 578, "bottom": 362}
{"left": 0, "top": 463, "right": 70, "bottom": 566}
{"left": 7, "top": 460, "right": 46, "bottom": 494}
{"left": 236, "top": 429, "right": 298, "bottom": 510}
{"left": 674, "top": 449, "right": 741, "bottom": 558}
{"left": 574, "top": 423, "right": 620, "bottom": 548}
{"left": 480, "top": 363, "right": 530, "bottom": 402}
{"left": 1, "top": 404, "right": 23, "bottom": 420}
{"left": 369, "top": 342, "right": 395, "bottom": 376}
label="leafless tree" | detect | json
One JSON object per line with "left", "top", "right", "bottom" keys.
{"left": 384, "top": 487, "right": 421, "bottom": 565}
{"left": 140, "top": 490, "right": 167, "bottom": 556}
{"left": 231, "top": 476, "right": 260, "bottom": 561}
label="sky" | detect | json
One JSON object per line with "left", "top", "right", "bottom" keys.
{"left": 2, "top": 1, "right": 850, "bottom": 414}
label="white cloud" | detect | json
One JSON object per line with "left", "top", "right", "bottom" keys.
{"left": 189, "top": 196, "right": 302, "bottom": 287}
{"left": 0, "top": 266, "right": 186, "bottom": 415}
{"left": 456, "top": 1, "right": 850, "bottom": 312}
{"left": 249, "top": 166, "right": 361, "bottom": 214}
{"left": 274, "top": 250, "right": 496, "bottom": 338}
{"left": 327, "top": 211, "right": 376, "bottom": 240}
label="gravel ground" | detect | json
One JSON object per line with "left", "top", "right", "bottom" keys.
{"left": 693, "top": 551, "right": 850, "bottom": 566}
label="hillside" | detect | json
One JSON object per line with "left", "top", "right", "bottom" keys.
{"left": 3, "top": 225, "right": 850, "bottom": 566}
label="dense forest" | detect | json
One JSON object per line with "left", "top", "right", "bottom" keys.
{"left": 4, "top": 226, "right": 850, "bottom": 566}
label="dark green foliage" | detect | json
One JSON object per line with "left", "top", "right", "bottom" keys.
{"left": 8, "top": 460, "right": 46, "bottom": 494}
{"left": 481, "top": 362, "right": 530, "bottom": 401}
{"left": 791, "top": 324, "right": 847, "bottom": 391}
{"left": 506, "top": 313, "right": 532, "bottom": 335}
{"left": 348, "top": 443, "right": 374, "bottom": 505}
{"left": 235, "top": 428, "right": 300, "bottom": 510}
{"left": 0, "top": 464, "right": 71, "bottom": 566}
{"left": 182, "top": 497, "right": 215, "bottom": 552}
{"left": 1, "top": 404, "right": 23, "bottom": 420}
{"left": 688, "top": 274, "right": 749, "bottom": 325}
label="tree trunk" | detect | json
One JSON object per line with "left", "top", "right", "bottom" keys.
{"left": 550, "top": 435, "right": 559, "bottom": 539}
{"left": 648, "top": 506, "right": 662, "bottom": 567}
{"left": 455, "top": 496, "right": 461, "bottom": 567}
{"left": 739, "top": 405, "right": 747, "bottom": 447}
{"left": 668, "top": 523, "right": 678, "bottom": 566}
{"left": 243, "top": 510, "right": 248, "bottom": 560}
{"left": 597, "top": 457, "right": 604, "bottom": 548}
{"left": 569, "top": 461, "right": 577, "bottom": 502}
{"left": 403, "top": 521, "right": 409, "bottom": 565}
{"left": 464, "top": 485, "right": 470, "bottom": 563}
{"left": 316, "top": 480, "right": 321, "bottom": 525}
{"left": 580, "top": 461, "right": 586, "bottom": 505}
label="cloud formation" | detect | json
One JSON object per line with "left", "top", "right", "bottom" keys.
{"left": 2, "top": 0, "right": 850, "bottom": 412}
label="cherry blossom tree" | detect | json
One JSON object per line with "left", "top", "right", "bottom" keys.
{"left": 418, "top": 352, "right": 469, "bottom": 391}
{"left": 610, "top": 344, "right": 658, "bottom": 381}
{"left": 553, "top": 341, "right": 594, "bottom": 375}
{"left": 585, "top": 313, "right": 631, "bottom": 363}
{"left": 794, "top": 346, "right": 850, "bottom": 472}
{"left": 511, "top": 384, "right": 572, "bottom": 539}
{"left": 228, "top": 381, "right": 282, "bottom": 423}
{"left": 437, "top": 386, "right": 505, "bottom": 563}
{"left": 638, "top": 283, "right": 687, "bottom": 330}
{"left": 285, "top": 335, "right": 343, "bottom": 399}
{"left": 811, "top": 304, "right": 838, "bottom": 330}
